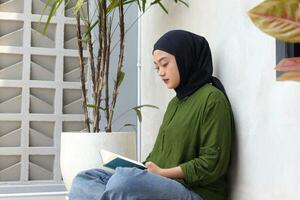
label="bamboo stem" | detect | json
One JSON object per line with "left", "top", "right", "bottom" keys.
{"left": 105, "top": 16, "right": 113, "bottom": 128}
{"left": 94, "top": 0, "right": 108, "bottom": 132}
{"left": 76, "top": 12, "right": 91, "bottom": 133}
{"left": 106, "top": 0, "right": 125, "bottom": 132}
{"left": 86, "top": 0, "right": 96, "bottom": 93}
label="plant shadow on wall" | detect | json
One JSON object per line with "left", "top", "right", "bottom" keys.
{"left": 248, "top": 0, "right": 300, "bottom": 82}
{"left": 43, "top": 0, "right": 188, "bottom": 132}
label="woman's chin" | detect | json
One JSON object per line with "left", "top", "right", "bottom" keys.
{"left": 166, "top": 85, "right": 174, "bottom": 89}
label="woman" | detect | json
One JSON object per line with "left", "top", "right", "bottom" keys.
{"left": 69, "top": 30, "right": 234, "bottom": 200}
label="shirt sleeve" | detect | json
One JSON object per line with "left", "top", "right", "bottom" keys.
{"left": 179, "top": 96, "right": 232, "bottom": 186}
{"left": 142, "top": 152, "right": 152, "bottom": 165}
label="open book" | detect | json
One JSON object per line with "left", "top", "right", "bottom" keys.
{"left": 100, "top": 149, "right": 146, "bottom": 170}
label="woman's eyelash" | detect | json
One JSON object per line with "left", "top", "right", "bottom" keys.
{"left": 154, "top": 63, "right": 168, "bottom": 71}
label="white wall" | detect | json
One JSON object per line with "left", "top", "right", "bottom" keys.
{"left": 140, "top": 0, "right": 300, "bottom": 199}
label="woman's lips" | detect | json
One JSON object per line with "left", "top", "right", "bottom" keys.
{"left": 163, "top": 79, "right": 169, "bottom": 83}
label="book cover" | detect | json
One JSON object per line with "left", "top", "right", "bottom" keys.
{"left": 101, "top": 149, "right": 146, "bottom": 170}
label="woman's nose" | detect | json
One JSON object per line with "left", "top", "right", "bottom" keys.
{"left": 159, "top": 69, "right": 165, "bottom": 76}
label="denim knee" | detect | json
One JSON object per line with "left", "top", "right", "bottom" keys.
{"left": 104, "top": 168, "right": 143, "bottom": 195}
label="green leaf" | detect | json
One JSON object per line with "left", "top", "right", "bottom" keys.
{"left": 133, "top": 108, "right": 142, "bottom": 122}
{"left": 123, "top": 123, "right": 136, "bottom": 127}
{"left": 107, "top": 0, "right": 119, "bottom": 13}
{"left": 37, "top": 0, "right": 50, "bottom": 34}
{"left": 131, "top": 104, "right": 159, "bottom": 123}
{"left": 177, "top": 0, "right": 188, "bottom": 7}
{"left": 142, "top": 0, "right": 147, "bottom": 12}
{"left": 136, "top": 0, "right": 141, "bottom": 11}
{"left": 107, "top": 0, "right": 135, "bottom": 13}
{"left": 124, "top": 0, "right": 136, "bottom": 5}
{"left": 82, "top": 35, "right": 89, "bottom": 43}
{"left": 148, "top": 0, "right": 168, "bottom": 14}
{"left": 40, "top": 0, "right": 53, "bottom": 19}
{"left": 43, "top": 0, "right": 63, "bottom": 34}
{"left": 118, "top": 123, "right": 136, "bottom": 131}
{"left": 87, "top": 104, "right": 106, "bottom": 111}
{"left": 150, "top": 0, "right": 160, "bottom": 5}
{"left": 74, "top": 0, "right": 85, "bottom": 15}
{"left": 87, "top": 104, "right": 96, "bottom": 108}
{"left": 248, "top": 0, "right": 300, "bottom": 43}
{"left": 158, "top": 2, "right": 168, "bottom": 14}
{"left": 132, "top": 104, "right": 159, "bottom": 110}
{"left": 83, "top": 20, "right": 98, "bottom": 39}
{"left": 117, "top": 71, "right": 125, "bottom": 87}
{"left": 99, "top": 107, "right": 106, "bottom": 111}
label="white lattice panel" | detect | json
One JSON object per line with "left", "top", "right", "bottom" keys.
{"left": 0, "top": 0, "right": 86, "bottom": 187}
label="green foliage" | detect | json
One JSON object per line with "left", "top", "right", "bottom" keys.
{"left": 248, "top": 0, "right": 300, "bottom": 43}
{"left": 43, "top": 0, "right": 63, "bottom": 34}
{"left": 132, "top": 104, "right": 159, "bottom": 122}
{"left": 248, "top": 0, "right": 300, "bottom": 82}
{"left": 87, "top": 104, "right": 96, "bottom": 108}
{"left": 113, "top": 104, "right": 159, "bottom": 124}
{"left": 41, "top": 0, "right": 185, "bottom": 131}
{"left": 74, "top": 0, "right": 85, "bottom": 14}
{"left": 117, "top": 71, "right": 125, "bottom": 87}
{"left": 117, "top": 123, "right": 137, "bottom": 131}
{"left": 43, "top": 0, "right": 188, "bottom": 34}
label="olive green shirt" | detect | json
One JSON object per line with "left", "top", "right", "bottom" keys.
{"left": 144, "top": 84, "right": 233, "bottom": 200}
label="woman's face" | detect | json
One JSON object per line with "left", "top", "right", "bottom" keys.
{"left": 153, "top": 50, "right": 180, "bottom": 89}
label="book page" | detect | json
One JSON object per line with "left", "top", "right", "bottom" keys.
{"left": 101, "top": 149, "right": 146, "bottom": 169}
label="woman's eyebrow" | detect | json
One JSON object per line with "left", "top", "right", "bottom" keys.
{"left": 154, "top": 57, "right": 168, "bottom": 65}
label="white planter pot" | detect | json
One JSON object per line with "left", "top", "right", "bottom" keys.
{"left": 60, "top": 132, "right": 136, "bottom": 191}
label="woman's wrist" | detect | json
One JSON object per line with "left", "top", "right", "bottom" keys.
{"left": 159, "top": 167, "right": 184, "bottom": 179}
{"left": 159, "top": 168, "right": 167, "bottom": 177}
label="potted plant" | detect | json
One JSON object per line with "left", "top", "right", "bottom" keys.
{"left": 248, "top": 0, "right": 300, "bottom": 81}
{"left": 43, "top": 0, "right": 188, "bottom": 190}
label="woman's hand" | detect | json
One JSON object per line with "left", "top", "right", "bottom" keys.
{"left": 145, "top": 162, "right": 185, "bottom": 179}
{"left": 145, "top": 161, "right": 163, "bottom": 176}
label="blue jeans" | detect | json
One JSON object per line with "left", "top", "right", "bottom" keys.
{"left": 69, "top": 167, "right": 203, "bottom": 200}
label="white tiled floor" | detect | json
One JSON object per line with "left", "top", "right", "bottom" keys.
{"left": 0, "top": 192, "right": 67, "bottom": 200}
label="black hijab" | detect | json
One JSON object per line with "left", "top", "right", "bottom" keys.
{"left": 153, "top": 30, "right": 228, "bottom": 101}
